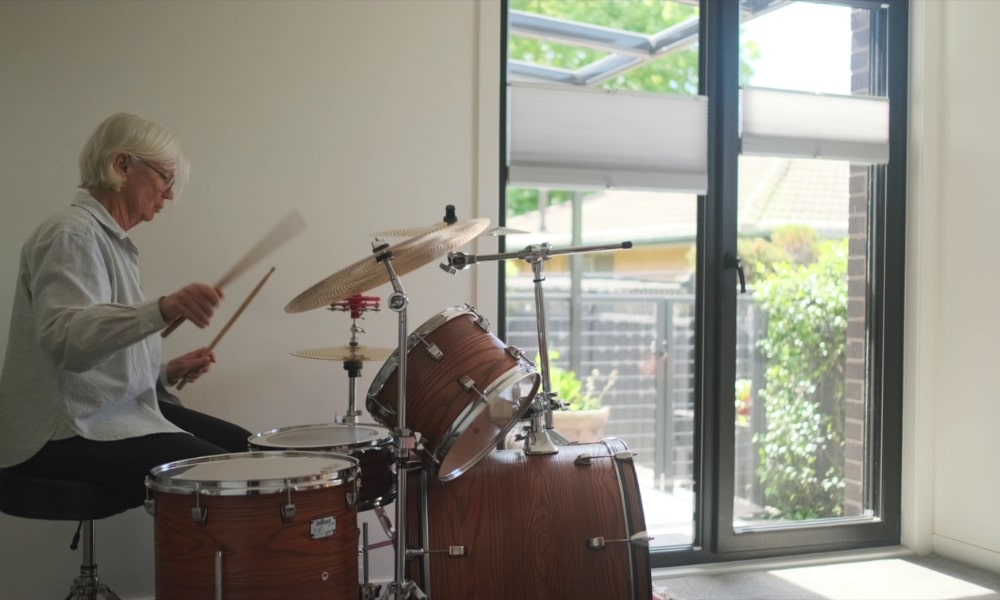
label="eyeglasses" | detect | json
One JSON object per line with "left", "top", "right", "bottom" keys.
{"left": 130, "top": 155, "right": 175, "bottom": 190}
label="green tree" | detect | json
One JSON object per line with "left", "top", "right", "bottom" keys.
{"left": 510, "top": 0, "right": 700, "bottom": 94}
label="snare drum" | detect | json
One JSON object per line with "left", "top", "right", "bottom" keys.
{"left": 367, "top": 304, "right": 540, "bottom": 481}
{"left": 248, "top": 423, "right": 395, "bottom": 511}
{"left": 146, "top": 451, "right": 359, "bottom": 600}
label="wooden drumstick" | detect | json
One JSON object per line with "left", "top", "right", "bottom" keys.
{"left": 177, "top": 266, "right": 276, "bottom": 390}
{"left": 162, "top": 210, "right": 306, "bottom": 337}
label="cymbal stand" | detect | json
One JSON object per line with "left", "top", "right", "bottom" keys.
{"left": 442, "top": 240, "right": 633, "bottom": 455}
{"left": 372, "top": 242, "right": 426, "bottom": 600}
{"left": 329, "top": 295, "right": 381, "bottom": 423}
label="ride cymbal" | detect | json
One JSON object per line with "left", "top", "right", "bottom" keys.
{"left": 285, "top": 218, "right": 490, "bottom": 313}
{"left": 291, "top": 345, "right": 395, "bottom": 362}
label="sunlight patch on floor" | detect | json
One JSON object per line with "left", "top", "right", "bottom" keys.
{"left": 771, "top": 559, "right": 996, "bottom": 600}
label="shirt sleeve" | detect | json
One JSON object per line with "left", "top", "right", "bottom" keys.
{"left": 30, "top": 228, "right": 166, "bottom": 372}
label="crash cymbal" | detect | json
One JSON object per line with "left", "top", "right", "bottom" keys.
{"left": 285, "top": 217, "right": 490, "bottom": 313}
{"left": 371, "top": 223, "right": 528, "bottom": 238}
{"left": 292, "top": 345, "right": 395, "bottom": 362}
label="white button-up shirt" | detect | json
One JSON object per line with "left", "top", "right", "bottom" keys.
{"left": 0, "top": 191, "right": 184, "bottom": 468}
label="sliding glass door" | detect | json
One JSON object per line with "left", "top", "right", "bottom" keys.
{"left": 501, "top": 0, "right": 907, "bottom": 565}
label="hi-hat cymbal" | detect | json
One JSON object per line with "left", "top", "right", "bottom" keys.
{"left": 285, "top": 218, "right": 490, "bottom": 313}
{"left": 292, "top": 345, "right": 395, "bottom": 362}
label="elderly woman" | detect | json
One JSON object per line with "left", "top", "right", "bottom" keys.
{"left": 0, "top": 113, "right": 251, "bottom": 503}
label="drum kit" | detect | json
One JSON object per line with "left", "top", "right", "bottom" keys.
{"left": 143, "top": 208, "right": 651, "bottom": 600}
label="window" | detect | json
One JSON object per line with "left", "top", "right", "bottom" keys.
{"left": 501, "top": 0, "right": 907, "bottom": 565}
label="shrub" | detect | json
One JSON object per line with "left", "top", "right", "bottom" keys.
{"left": 752, "top": 240, "right": 847, "bottom": 519}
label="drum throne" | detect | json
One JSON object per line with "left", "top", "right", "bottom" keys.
{"left": 0, "top": 469, "right": 139, "bottom": 599}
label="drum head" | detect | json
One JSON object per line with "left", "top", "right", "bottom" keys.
{"left": 147, "top": 451, "right": 358, "bottom": 495}
{"left": 249, "top": 423, "right": 393, "bottom": 451}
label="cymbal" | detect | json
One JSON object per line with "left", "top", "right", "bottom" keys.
{"left": 371, "top": 223, "right": 528, "bottom": 238}
{"left": 285, "top": 218, "right": 490, "bottom": 313}
{"left": 292, "top": 345, "right": 395, "bottom": 362}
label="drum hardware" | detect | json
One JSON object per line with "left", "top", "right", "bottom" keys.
{"left": 283, "top": 217, "right": 500, "bottom": 598}
{"left": 359, "top": 523, "right": 384, "bottom": 600}
{"left": 573, "top": 449, "right": 638, "bottom": 467}
{"left": 291, "top": 294, "right": 385, "bottom": 423}
{"left": 281, "top": 485, "right": 297, "bottom": 522}
{"left": 586, "top": 531, "right": 652, "bottom": 549}
{"left": 440, "top": 240, "right": 634, "bottom": 455}
{"left": 214, "top": 550, "right": 222, "bottom": 600}
{"left": 407, "top": 546, "right": 468, "bottom": 558}
{"left": 191, "top": 492, "right": 207, "bottom": 525}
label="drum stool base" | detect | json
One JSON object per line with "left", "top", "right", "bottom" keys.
{"left": 63, "top": 522, "right": 122, "bottom": 599}
{"left": 0, "top": 470, "right": 138, "bottom": 600}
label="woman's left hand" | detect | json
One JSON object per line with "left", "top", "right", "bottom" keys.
{"left": 167, "top": 347, "right": 216, "bottom": 385}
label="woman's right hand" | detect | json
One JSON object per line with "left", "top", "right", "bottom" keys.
{"left": 159, "top": 283, "right": 223, "bottom": 328}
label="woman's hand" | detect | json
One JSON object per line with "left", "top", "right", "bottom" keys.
{"left": 159, "top": 283, "right": 223, "bottom": 328}
{"left": 166, "top": 346, "right": 216, "bottom": 386}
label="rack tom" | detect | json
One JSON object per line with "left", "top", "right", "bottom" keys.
{"left": 367, "top": 304, "right": 540, "bottom": 481}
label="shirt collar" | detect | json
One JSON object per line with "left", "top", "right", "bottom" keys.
{"left": 71, "top": 190, "right": 130, "bottom": 242}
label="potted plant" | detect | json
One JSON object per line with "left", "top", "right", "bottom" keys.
{"left": 543, "top": 352, "right": 617, "bottom": 443}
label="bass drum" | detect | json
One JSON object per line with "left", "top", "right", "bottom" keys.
{"left": 406, "top": 438, "right": 651, "bottom": 599}
{"left": 147, "top": 451, "right": 360, "bottom": 600}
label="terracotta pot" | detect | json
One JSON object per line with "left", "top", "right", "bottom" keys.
{"left": 552, "top": 406, "right": 611, "bottom": 443}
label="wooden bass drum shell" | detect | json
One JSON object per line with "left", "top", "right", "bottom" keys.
{"left": 406, "top": 437, "right": 651, "bottom": 600}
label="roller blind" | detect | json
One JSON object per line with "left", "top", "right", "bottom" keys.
{"left": 507, "top": 82, "right": 709, "bottom": 193}
{"left": 741, "top": 86, "right": 890, "bottom": 164}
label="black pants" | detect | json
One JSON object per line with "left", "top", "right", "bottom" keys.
{"left": 7, "top": 402, "right": 252, "bottom": 505}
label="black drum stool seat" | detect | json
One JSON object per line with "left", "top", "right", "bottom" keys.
{"left": 0, "top": 469, "right": 140, "bottom": 600}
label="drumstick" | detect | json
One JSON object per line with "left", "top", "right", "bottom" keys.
{"left": 162, "top": 210, "right": 306, "bottom": 337}
{"left": 177, "top": 266, "right": 276, "bottom": 390}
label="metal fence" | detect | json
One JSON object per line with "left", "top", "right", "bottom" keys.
{"left": 506, "top": 282, "right": 764, "bottom": 502}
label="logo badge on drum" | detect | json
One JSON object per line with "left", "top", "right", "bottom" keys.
{"left": 310, "top": 515, "right": 337, "bottom": 539}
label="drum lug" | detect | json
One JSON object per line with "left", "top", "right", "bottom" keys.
{"left": 458, "top": 375, "right": 477, "bottom": 393}
{"left": 423, "top": 341, "right": 444, "bottom": 362}
{"left": 586, "top": 531, "right": 651, "bottom": 549}
{"left": 474, "top": 313, "right": 491, "bottom": 332}
{"left": 143, "top": 482, "right": 156, "bottom": 516}
{"left": 613, "top": 450, "right": 637, "bottom": 463}
{"left": 407, "top": 545, "right": 468, "bottom": 558}
{"left": 505, "top": 345, "right": 525, "bottom": 361}
{"left": 574, "top": 450, "right": 637, "bottom": 466}
{"left": 191, "top": 489, "right": 208, "bottom": 524}
{"left": 281, "top": 486, "right": 296, "bottom": 523}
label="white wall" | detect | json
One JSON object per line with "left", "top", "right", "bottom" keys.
{"left": 904, "top": 0, "right": 1000, "bottom": 574}
{"left": 0, "top": 1, "right": 501, "bottom": 598}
